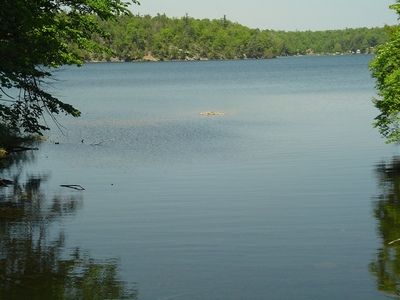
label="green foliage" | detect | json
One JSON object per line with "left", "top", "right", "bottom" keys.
{"left": 85, "top": 14, "right": 388, "bottom": 62}
{"left": 370, "top": 2, "right": 400, "bottom": 143}
{"left": 0, "top": 0, "right": 136, "bottom": 134}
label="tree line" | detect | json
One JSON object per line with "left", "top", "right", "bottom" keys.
{"left": 75, "top": 14, "right": 391, "bottom": 62}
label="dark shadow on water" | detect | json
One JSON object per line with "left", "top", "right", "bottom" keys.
{"left": 0, "top": 150, "right": 137, "bottom": 300}
{"left": 370, "top": 156, "right": 400, "bottom": 297}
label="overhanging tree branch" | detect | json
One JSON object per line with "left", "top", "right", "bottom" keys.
{"left": 0, "top": 0, "right": 138, "bottom": 134}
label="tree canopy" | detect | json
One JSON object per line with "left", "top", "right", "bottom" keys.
{"left": 80, "top": 14, "right": 388, "bottom": 62}
{"left": 0, "top": 0, "right": 136, "bottom": 134}
{"left": 370, "top": 1, "right": 400, "bottom": 143}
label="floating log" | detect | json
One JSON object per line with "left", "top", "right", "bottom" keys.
{"left": 200, "top": 111, "right": 225, "bottom": 116}
{"left": 60, "top": 184, "right": 85, "bottom": 191}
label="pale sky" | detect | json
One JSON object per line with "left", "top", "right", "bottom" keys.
{"left": 130, "top": 0, "right": 398, "bottom": 31}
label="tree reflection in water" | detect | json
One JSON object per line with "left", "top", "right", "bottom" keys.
{"left": 370, "top": 156, "right": 400, "bottom": 297}
{"left": 0, "top": 151, "right": 137, "bottom": 300}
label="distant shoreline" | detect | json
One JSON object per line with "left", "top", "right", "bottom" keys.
{"left": 85, "top": 52, "right": 373, "bottom": 64}
{"left": 78, "top": 15, "right": 385, "bottom": 64}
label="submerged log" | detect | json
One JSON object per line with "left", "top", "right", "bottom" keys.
{"left": 388, "top": 238, "right": 400, "bottom": 245}
{"left": 9, "top": 146, "right": 39, "bottom": 152}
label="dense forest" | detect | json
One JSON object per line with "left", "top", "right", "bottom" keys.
{"left": 73, "top": 14, "right": 391, "bottom": 62}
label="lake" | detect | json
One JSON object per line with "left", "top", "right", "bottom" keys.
{"left": 1, "top": 55, "right": 399, "bottom": 299}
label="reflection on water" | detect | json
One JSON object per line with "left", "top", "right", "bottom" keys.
{"left": 0, "top": 151, "right": 136, "bottom": 300}
{"left": 371, "top": 157, "right": 400, "bottom": 297}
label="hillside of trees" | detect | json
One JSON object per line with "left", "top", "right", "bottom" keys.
{"left": 73, "top": 14, "right": 391, "bottom": 62}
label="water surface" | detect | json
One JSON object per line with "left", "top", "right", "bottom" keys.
{"left": 1, "top": 55, "right": 399, "bottom": 299}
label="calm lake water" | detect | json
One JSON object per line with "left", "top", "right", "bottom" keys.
{"left": 1, "top": 55, "right": 400, "bottom": 299}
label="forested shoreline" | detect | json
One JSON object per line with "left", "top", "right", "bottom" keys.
{"left": 74, "top": 14, "right": 391, "bottom": 62}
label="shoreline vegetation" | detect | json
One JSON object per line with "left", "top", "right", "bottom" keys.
{"left": 0, "top": 126, "right": 40, "bottom": 159}
{"left": 75, "top": 14, "right": 390, "bottom": 63}
{"left": 86, "top": 52, "right": 373, "bottom": 63}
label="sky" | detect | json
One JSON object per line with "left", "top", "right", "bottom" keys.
{"left": 130, "top": 0, "right": 398, "bottom": 31}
